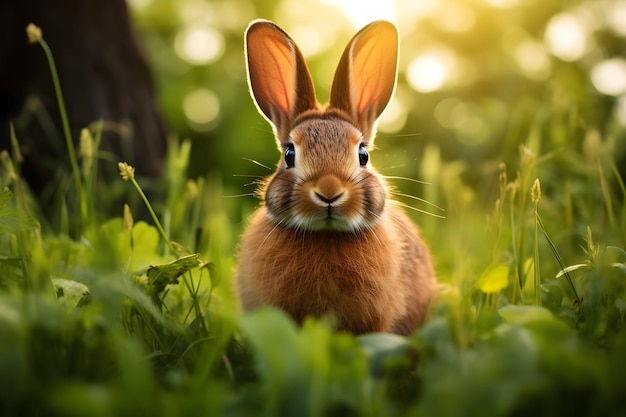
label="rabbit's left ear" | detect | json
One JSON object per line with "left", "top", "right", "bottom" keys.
{"left": 329, "top": 21, "right": 398, "bottom": 143}
{"left": 245, "top": 20, "right": 318, "bottom": 144}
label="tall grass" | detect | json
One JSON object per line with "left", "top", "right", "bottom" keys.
{"left": 0, "top": 23, "right": 625, "bottom": 417}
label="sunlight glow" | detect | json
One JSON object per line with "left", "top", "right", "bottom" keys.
{"left": 406, "top": 50, "right": 455, "bottom": 93}
{"left": 394, "top": 0, "right": 436, "bottom": 28}
{"left": 183, "top": 89, "right": 220, "bottom": 131}
{"left": 204, "top": 1, "right": 255, "bottom": 30}
{"left": 484, "top": 0, "right": 521, "bottom": 7}
{"left": 435, "top": 2, "right": 476, "bottom": 32}
{"left": 289, "top": 25, "right": 327, "bottom": 57}
{"left": 544, "top": 12, "right": 589, "bottom": 61}
{"left": 174, "top": 26, "right": 224, "bottom": 65}
{"left": 607, "top": 0, "right": 626, "bottom": 37}
{"left": 514, "top": 40, "right": 551, "bottom": 80}
{"left": 591, "top": 58, "right": 626, "bottom": 96}
{"left": 378, "top": 94, "right": 408, "bottom": 133}
{"left": 179, "top": 0, "right": 214, "bottom": 25}
{"left": 319, "top": 0, "right": 396, "bottom": 28}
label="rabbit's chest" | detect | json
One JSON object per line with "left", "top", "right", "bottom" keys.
{"left": 261, "top": 230, "right": 406, "bottom": 323}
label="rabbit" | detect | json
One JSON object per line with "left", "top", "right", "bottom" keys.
{"left": 235, "top": 19, "right": 437, "bottom": 335}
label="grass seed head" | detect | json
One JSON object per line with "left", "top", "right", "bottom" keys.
{"left": 26, "top": 23, "right": 42, "bottom": 44}
{"left": 531, "top": 178, "right": 541, "bottom": 204}
{"left": 118, "top": 162, "right": 135, "bottom": 181}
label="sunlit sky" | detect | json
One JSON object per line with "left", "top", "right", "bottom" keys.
{"left": 128, "top": 0, "right": 626, "bottom": 132}
{"left": 319, "top": 0, "right": 396, "bottom": 28}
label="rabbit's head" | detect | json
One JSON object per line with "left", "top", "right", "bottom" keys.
{"left": 245, "top": 20, "right": 398, "bottom": 232}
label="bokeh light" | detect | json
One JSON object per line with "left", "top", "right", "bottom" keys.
{"left": 544, "top": 12, "right": 590, "bottom": 61}
{"left": 183, "top": 88, "right": 220, "bottom": 131}
{"left": 434, "top": 98, "right": 486, "bottom": 146}
{"left": 434, "top": 98, "right": 469, "bottom": 130}
{"left": 434, "top": 2, "right": 475, "bottom": 33}
{"left": 406, "top": 49, "right": 456, "bottom": 93}
{"left": 378, "top": 94, "right": 408, "bottom": 133}
{"left": 174, "top": 26, "right": 224, "bottom": 65}
{"left": 591, "top": 58, "right": 626, "bottom": 96}
{"left": 514, "top": 40, "right": 551, "bottom": 81}
{"left": 127, "top": 0, "right": 626, "bottom": 183}
{"left": 319, "top": 0, "right": 396, "bottom": 28}
{"left": 284, "top": 25, "right": 328, "bottom": 57}
{"left": 484, "top": 0, "right": 520, "bottom": 8}
{"left": 607, "top": 0, "right": 626, "bottom": 36}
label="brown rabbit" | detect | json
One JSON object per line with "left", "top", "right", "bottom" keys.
{"left": 235, "top": 19, "right": 436, "bottom": 335}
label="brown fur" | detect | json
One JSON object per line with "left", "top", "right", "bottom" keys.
{"left": 237, "top": 205, "right": 435, "bottom": 335}
{"left": 236, "top": 19, "right": 437, "bottom": 335}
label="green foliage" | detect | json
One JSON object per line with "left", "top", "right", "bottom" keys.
{"left": 0, "top": 191, "right": 38, "bottom": 233}
{"left": 3, "top": 2, "right": 626, "bottom": 416}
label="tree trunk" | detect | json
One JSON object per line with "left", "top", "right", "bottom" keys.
{"left": 0, "top": 0, "right": 166, "bottom": 199}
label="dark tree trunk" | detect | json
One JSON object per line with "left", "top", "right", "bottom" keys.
{"left": 0, "top": 0, "right": 167, "bottom": 198}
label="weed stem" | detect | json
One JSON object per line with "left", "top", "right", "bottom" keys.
{"left": 123, "top": 167, "right": 177, "bottom": 255}
{"left": 36, "top": 36, "right": 88, "bottom": 226}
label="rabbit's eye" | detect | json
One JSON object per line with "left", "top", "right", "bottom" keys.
{"left": 358, "top": 144, "right": 369, "bottom": 166}
{"left": 284, "top": 144, "right": 296, "bottom": 168}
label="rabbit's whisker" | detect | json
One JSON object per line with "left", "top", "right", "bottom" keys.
{"left": 381, "top": 132, "right": 423, "bottom": 139}
{"left": 395, "top": 201, "right": 446, "bottom": 219}
{"left": 361, "top": 210, "right": 387, "bottom": 248}
{"left": 233, "top": 173, "right": 264, "bottom": 178}
{"left": 243, "top": 158, "right": 273, "bottom": 170}
{"left": 383, "top": 175, "right": 430, "bottom": 185}
{"left": 223, "top": 193, "right": 257, "bottom": 198}
{"left": 391, "top": 192, "right": 445, "bottom": 211}
{"left": 256, "top": 217, "right": 287, "bottom": 255}
{"left": 243, "top": 181, "right": 264, "bottom": 188}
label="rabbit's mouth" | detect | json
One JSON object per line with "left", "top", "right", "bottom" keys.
{"left": 298, "top": 215, "right": 358, "bottom": 232}
{"left": 292, "top": 201, "right": 371, "bottom": 232}
{"left": 302, "top": 183, "right": 362, "bottom": 231}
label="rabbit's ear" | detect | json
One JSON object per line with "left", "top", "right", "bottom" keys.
{"left": 245, "top": 20, "right": 317, "bottom": 143}
{"left": 329, "top": 21, "right": 398, "bottom": 142}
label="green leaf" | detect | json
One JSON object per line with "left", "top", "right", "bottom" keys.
{"left": 477, "top": 264, "right": 510, "bottom": 294}
{"left": 146, "top": 253, "right": 201, "bottom": 295}
{"left": 53, "top": 278, "right": 90, "bottom": 312}
{"left": 540, "top": 282, "right": 563, "bottom": 310}
{"left": 499, "top": 305, "right": 554, "bottom": 325}
{"left": 357, "top": 333, "right": 409, "bottom": 377}
{"left": 0, "top": 190, "right": 39, "bottom": 233}
{"left": 239, "top": 309, "right": 369, "bottom": 416}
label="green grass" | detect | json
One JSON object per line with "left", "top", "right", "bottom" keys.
{"left": 1, "top": 23, "right": 626, "bottom": 417}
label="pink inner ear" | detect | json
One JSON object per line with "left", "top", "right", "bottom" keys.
{"left": 246, "top": 25, "right": 297, "bottom": 119}
{"left": 351, "top": 26, "right": 397, "bottom": 117}
{"left": 353, "top": 41, "right": 380, "bottom": 114}
{"left": 329, "top": 20, "right": 398, "bottom": 132}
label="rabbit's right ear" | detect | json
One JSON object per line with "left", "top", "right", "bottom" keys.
{"left": 245, "top": 20, "right": 318, "bottom": 144}
{"left": 329, "top": 21, "right": 398, "bottom": 144}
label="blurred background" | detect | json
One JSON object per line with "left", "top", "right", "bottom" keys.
{"left": 126, "top": 0, "right": 625, "bottom": 204}
{"left": 2, "top": 0, "right": 624, "bottom": 244}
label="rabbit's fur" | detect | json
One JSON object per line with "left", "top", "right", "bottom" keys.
{"left": 235, "top": 19, "right": 436, "bottom": 335}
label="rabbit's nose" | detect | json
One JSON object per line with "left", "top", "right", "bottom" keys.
{"left": 313, "top": 175, "right": 346, "bottom": 205}
{"left": 314, "top": 191, "right": 344, "bottom": 205}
